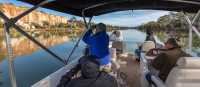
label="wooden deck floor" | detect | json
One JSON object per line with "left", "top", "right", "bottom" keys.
{"left": 116, "top": 53, "right": 140, "bottom": 87}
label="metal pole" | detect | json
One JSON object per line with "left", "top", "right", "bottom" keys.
{"left": 87, "top": 16, "right": 93, "bottom": 28}
{"left": 191, "top": 26, "right": 200, "bottom": 38}
{"left": 189, "top": 19, "right": 193, "bottom": 53}
{"left": 183, "top": 10, "right": 200, "bottom": 53}
{"left": 165, "top": 0, "right": 200, "bottom": 5}
{"left": 13, "top": 0, "right": 55, "bottom": 23}
{"left": 3, "top": 23, "right": 17, "bottom": 87}
{"left": 0, "top": 1, "right": 66, "bottom": 64}
{"left": 65, "top": 16, "right": 93, "bottom": 64}
{"left": 13, "top": 25, "right": 67, "bottom": 64}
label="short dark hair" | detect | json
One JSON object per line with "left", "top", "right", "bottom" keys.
{"left": 166, "top": 38, "right": 179, "bottom": 48}
{"left": 79, "top": 55, "right": 100, "bottom": 66}
{"left": 146, "top": 29, "right": 153, "bottom": 35}
{"left": 97, "top": 23, "right": 106, "bottom": 31}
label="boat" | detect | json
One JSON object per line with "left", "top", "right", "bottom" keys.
{"left": 0, "top": 0, "right": 200, "bottom": 87}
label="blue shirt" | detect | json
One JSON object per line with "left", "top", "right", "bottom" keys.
{"left": 82, "top": 30, "right": 110, "bottom": 65}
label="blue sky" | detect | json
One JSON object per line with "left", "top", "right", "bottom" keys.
{"left": 0, "top": 0, "right": 169, "bottom": 27}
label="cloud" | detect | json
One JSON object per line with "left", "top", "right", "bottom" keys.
{"left": 93, "top": 10, "right": 169, "bottom": 27}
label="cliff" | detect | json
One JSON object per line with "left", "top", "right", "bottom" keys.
{"left": 0, "top": 3, "right": 68, "bottom": 27}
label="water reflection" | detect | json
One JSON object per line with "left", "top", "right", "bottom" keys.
{"left": 0, "top": 29, "right": 146, "bottom": 87}
{"left": 0, "top": 40, "right": 86, "bottom": 87}
{"left": 0, "top": 35, "right": 69, "bottom": 61}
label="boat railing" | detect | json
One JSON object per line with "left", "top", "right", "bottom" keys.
{"left": 31, "top": 57, "right": 80, "bottom": 87}
{"left": 140, "top": 53, "right": 166, "bottom": 87}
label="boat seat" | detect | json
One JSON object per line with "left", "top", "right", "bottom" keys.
{"left": 166, "top": 57, "right": 200, "bottom": 87}
{"left": 112, "top": 41, "right": 124, "bottom": 54}
{"left": 141, "top": 41, "right": 155, "bottom": 52}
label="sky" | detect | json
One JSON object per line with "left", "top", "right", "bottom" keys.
{"left": 0, "top": 0, "right": 170, "bottom": 27}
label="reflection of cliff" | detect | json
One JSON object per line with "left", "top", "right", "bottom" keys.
{"left": 0, "top": 3, "right": 67, "bottom": 26}
{"left": 1, "top": 36, "right": 69, "bottom": 58}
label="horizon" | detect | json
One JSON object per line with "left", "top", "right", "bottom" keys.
{"left": 0, "top": 0, "right": 170, "bottom": 27}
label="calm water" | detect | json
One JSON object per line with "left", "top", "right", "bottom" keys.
{"left": 0, "top": 29, "right": 146, "bottom": 87}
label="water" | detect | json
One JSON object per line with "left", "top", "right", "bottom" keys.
{"left": 0, "top": 29, "right": 146, "bottom": 87}
{"left": 121, "top": 30, "right": 146, "bottom": 53}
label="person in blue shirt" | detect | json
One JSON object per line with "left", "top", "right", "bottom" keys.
{"left": 82, "top": 23, "right": 110, "bottom": 65}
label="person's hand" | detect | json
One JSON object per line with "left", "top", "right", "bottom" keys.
{"left": 146, "top": 49, "right": 154, "bottom": 56}
{"left": 57, "top": 76, "right": 71, "bottom": 87}
{"left": 146, "top": 49, "right": 158, "bottom": 56}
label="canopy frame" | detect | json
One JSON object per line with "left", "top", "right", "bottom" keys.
{"left": 0, "top": 0, "right": 68, "bottom": 87}
{"left": 182, "top": 10, "right": 200, "bottom": 53}
{"left": 65, "top": 16, "right": 93, "bottom": 64}
{"left": 18, "top": 0, "right": 200, "bottom": 17}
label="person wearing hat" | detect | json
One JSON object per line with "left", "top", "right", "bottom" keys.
{"left": 150, "top": 38, "right": 191, "bottom": 82}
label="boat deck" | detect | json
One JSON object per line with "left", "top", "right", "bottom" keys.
{"left": 115, "top": 53, "right": 140, "bottom": 87}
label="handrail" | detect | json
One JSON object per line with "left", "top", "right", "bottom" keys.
{"left": 65, "top": 16, "right": 93, "bottom": 64}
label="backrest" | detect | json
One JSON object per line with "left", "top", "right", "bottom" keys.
{"left": 112, "top": 41, "right": 124, "bottom": 54}
{"left": 166, "top": 57, "right": 200, "bottom": 87}
{"left": 141, "top": 41, "right": 155, "bottom": 52}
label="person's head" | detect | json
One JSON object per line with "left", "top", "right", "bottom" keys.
{"left": 96, "top": 23, "right": 106, "bottom": 33}
{"left": 115, "top": 30, "right": 121, "bottom": 37}
{"left": 80, "top": 55, "right": 100, "bottom": 78}
{"left": 112, "top": 30, "right": 117, "bottom": 35}
{"left": 164, "top": 38, "right": 179, "bottom": 49}
{"left": 146, "top": 29, "right": 153, "bottom": 35}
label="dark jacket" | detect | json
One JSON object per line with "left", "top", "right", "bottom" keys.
{"left": 65, "top": 72, "right": 117, "bottom": 87}
{"left": 57, "top": 56, "right": 117, "bottom": 87}
{"left": 82, "top": 30, "right": 110, "bottom": 64}
{"left": 64, "top": 56, "right": 117, "bottom": 87}
{"left": 151, "top": 47, "right": 191, "bottom": 82}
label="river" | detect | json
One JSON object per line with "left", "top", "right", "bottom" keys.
{"left": 0, "top": 29, "right": 146, "bottom": 87}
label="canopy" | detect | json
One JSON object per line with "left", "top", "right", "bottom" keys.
{"left": 18, "top": 0, "right": 200, "bottom": 17}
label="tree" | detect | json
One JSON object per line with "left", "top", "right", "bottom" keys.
{"left": 0, "top": 8, "right": 4, "bottom": 28}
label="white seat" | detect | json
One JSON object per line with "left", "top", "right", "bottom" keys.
{"left": 141, "top": 41, "right": 155, "bottom": 52}
{"left": 112, "top": 41, "right": 124, "bottom": 54}
{"left": 166, "top": 57, "right": 200, "bottom": 87}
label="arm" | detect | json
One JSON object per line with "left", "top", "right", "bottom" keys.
{"left": 96, "top": 33, "right": 109, "bottom": 47}
{"left": 151, "top": 53, "right": 167, "bottom": 70}
{"left": 82, "top": 29, "right": 93, "bottom": 45}
{"left": 57, "top": 64, "right": 81, "bottom": 87}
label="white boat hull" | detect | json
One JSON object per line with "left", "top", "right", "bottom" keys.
{"left": 31, "top": 58, "right": 80, "bottom": 87}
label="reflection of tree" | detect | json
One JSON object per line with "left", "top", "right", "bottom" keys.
{"left": 0, "top": 7, "right": 4, "bottom": 28}
{"left": 69, "top": 17, "right": 78, "bottom": 41}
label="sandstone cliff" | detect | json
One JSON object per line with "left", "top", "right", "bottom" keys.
{"left": 0, "top": 3, "right": 68, "bottom": 27}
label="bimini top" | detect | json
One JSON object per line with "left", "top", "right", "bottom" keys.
{"left": 19, "top": 0, "right": 200, "bottom": 17}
